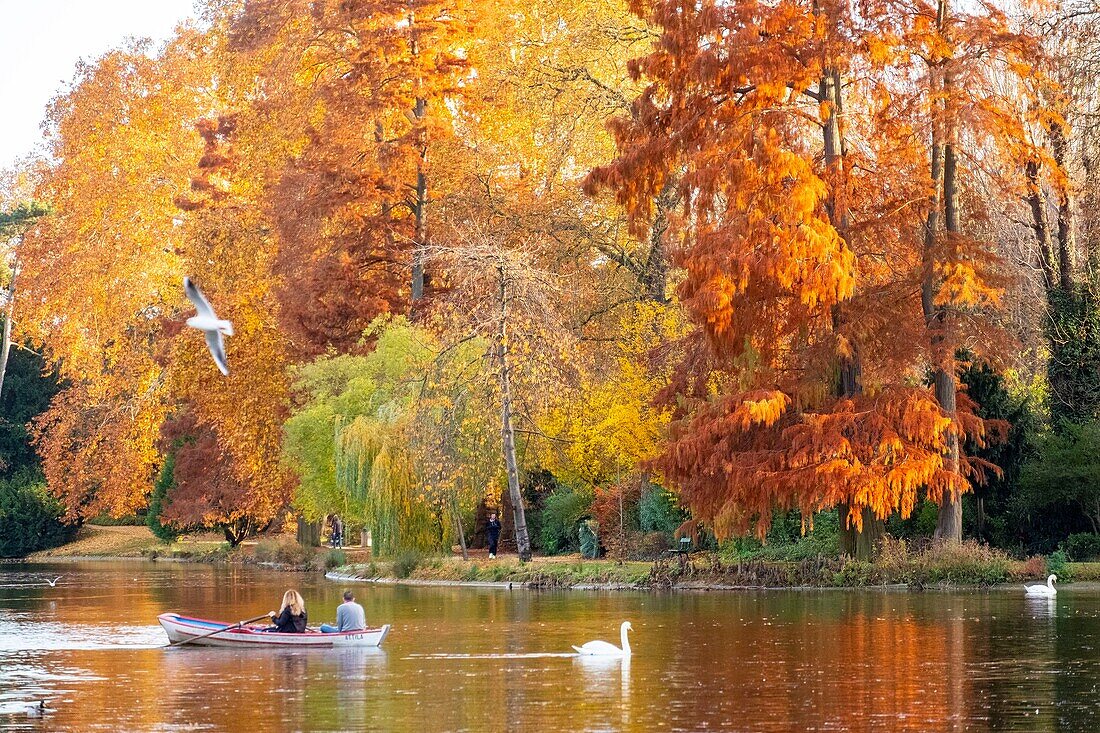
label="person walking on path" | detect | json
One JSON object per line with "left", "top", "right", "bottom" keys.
{"left": 329, "top": 515, "right": 344, "bottom": 549}
{"left": 487, "top": 512, "right": 502, "bottom": 559}
{"left": 321, "top": 590, "right": 367, "bottom": 633}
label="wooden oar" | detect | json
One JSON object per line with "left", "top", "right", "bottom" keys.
{"left": 168, "top": 614, "right": 272, "bottom": 647}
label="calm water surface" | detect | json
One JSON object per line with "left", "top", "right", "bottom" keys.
{"left": 2, "top": 561, "right": 1100, "bottom": 731}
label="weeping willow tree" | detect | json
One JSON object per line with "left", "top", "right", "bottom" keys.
{"left": 285, "top": 317, "right": 496, "bottom": 556}
{"left": 334, "top": 409, "right": 441, "bottom": 555}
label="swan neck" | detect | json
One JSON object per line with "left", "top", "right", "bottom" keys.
{"left": 621, "top": 625, "right": 631, "bottom": 655}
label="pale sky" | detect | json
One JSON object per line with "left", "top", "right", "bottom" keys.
{"left": 0, "top": 0, "right": 198, "bottom": 171}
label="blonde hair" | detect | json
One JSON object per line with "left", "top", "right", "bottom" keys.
{"left": 279, "top": 590, "right": 305, "bottom": 616}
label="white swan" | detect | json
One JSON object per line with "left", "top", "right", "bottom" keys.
{"left": 573, "top": 621, "right": 632, "bottom": 657}
{"left": 1025, "top": 573, "right": 1057, "bottom": 597}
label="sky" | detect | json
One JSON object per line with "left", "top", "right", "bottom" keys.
{"left": 0, "top": 0, "right": 197, "bottom": 171}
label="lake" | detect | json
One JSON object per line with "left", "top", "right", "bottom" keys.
{"left": 2, "top": 560, "right": 1100, "bottom": 731}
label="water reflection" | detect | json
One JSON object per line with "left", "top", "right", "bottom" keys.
{"left": 5, "top": 562, "right": 1100, "bottom": 731}
{"left": 573, "top": 654, "right": 631, "bottom": 730}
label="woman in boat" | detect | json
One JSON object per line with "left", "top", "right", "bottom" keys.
{"left": 267, "top": 590, "right": 307, "bottom": 633}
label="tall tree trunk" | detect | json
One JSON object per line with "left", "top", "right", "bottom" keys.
{"left": 934, "top": 115, "right": 962, "bottom": 543}
{"left": 1051, "top": 121, "right": 1075, "bottom": 291}
{"left": 452, "top": 496, "right": 469, "bottom": 561}
{"left": 1025, "top": 159, "right": 1058, "bottom": 291}
{"left": 0, "top": 267, "right": 16, "bottom": 402}
{"left": 818, "top": 51, "right": 882, "bottom": 559}
{"left": 496, "top": 267, "right": 532, "bottom": 562}
{"left": 921, "top": 0, "right": 962, "bottom": 544}
{"left": 411, "top": 96, "right": 428, "bottom": 303}
{"left": 642, "top": 179, "right": 676, "bottom": 303}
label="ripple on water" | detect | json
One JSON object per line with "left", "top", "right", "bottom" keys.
{"left": 0, "top": 620, "right": 165, "bottom": 651}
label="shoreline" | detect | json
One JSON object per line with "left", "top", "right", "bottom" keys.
{"left": 324, "top": 553, "right": 1095, "bottom": 592}
{"left": 17, "top": 524, "right": 1100, "bottom": 592}
{"left": 7, "top": 555, "right": 1099, "bottom": 592}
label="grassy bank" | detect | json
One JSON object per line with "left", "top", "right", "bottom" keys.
{"left": 28, "top": 527, "right": 1100, "bottom": 590}
{"left": 331, "top": 540, "right": 1093, "bottom": 590}
{"left": 24, "top": 525, "right": 352, "bottom": 571}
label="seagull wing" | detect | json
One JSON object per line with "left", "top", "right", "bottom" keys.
{"left": 184, "top": 277, "right": 217, "bottom": 319}
{"left": 204, "top": 330, "right": 229, "bottom": 376}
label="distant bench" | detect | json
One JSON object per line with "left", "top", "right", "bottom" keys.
{"left": 668, "top": 537, "right": 694, "bottom": 555}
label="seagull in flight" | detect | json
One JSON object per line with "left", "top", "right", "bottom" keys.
{"left": 45, "top": 577, "right": 61, "bottom": 587}
{"left": 183, "top": 277, "right": 234, "bottom": 376}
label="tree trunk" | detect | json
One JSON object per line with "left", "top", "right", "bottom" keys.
{"left": 854, "top": 508, "right": 884, "bottom": 560}
{"left": 1024, "top": 159, "right": 1058, "bottom": 291}
{"left": 296, "top": 517, "right": 322, "bottom": 547}
{"left": 449, "top": 480, "right": 468, "bottom": 561}
{"left": 496, "top": 268, "right": 532, "bottom": 562}
{"left": 922, "top": 8, "right": 962, "bottom": 544}
{"left": 975, "top": 495, "right": 986, "bottom": 539}
{"left": 0, "top": 267, "right": 17, "bottom": 402}
{"left": 1051, "top": 121, "right": 1075, "bottom": 291}
{"left": 934, "top": 131, "right": 962, "bottom": 543}
{"left": 642, "top": 179, "right": 676, "bottom": 303}
{"left": 818, "top": 54, "right": 883, "bottom": 559}
{"left": 411, "top": 96, "right": 428, "bottom": 303}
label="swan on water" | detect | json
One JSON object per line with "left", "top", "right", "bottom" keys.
{"left": 1025, "top": 574, "right": 1057, "bottom": 597}
{"left": 573, "top": 621, "right": 632, "bottom": 657}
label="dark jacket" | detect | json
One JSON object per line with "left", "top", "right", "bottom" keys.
{"left": 487, "top": 518, "right": 502, "bottom": 541}
{"left": 273, "top": 607, "right": 307, "bottom": 633}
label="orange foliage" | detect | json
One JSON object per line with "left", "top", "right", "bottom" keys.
{"left": 591, "top": 0, "right": 1028, "bottom": 540}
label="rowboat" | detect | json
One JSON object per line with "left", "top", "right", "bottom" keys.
{"left": 158, "top": 613, "right": 390, "bottom": 648}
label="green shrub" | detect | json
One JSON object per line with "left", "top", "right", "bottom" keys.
{"left": 392, "top": 550, "right": 422, "bottom": 578}
{"left": 833, "top": 559, "right": 877, "bottom": 586}
{"left": 540, "top": 489, "right": 592, "bottom": 554}
{"left": 887, "top": 499, "right": 940, "bottom": 538}
{"left": 254, "top": 537, "right": 315, "bottom": 566}
{"left": 147, "top": 456, "right": 179, "bottom": 543}
{"left": 579, "top": 520, "right": 599, "bottom": 558}
{"left": 323, "top": 549, "right": 347, "bottom": 570}
{"left": 639, "top": 486, "right": 685, "bottom": 534}
{"left": 718, "top": 510, "right": 839, "bottom": 562}
{"left": 1062, "top": 533, "right": 1100, "bottom": 562}
{"left": 922, "top": 541, "right": 1010, "bottom": 585}
{"left": 1047, "top": 549, "right": 1070, "bottom": 579}
{"left": 0, "top": 471, "right": 76, "bottom": 558}
{"left": 633, "top": 531, "right": 669, "bottom": 560}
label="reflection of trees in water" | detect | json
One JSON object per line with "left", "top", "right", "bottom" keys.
{"left": 573, "top": 655, "right": 631, "bottom": 729}
{"left": 649, "top": 591, "right": 981, "bottom": 731}
{"left": 299, "top": 648, "right": 388, "bottom": 731}
{"left": 973, "top": 594, "right": 1060, "bottom": 731}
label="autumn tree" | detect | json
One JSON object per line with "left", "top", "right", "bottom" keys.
{"left": 0, "top": 200, "right": 48, "bottom": 401}
{"left": 159, "top": 110, "right": 294, "bottom": 542}
{"left": 284, "top": 317, "right": 496, "bottom": 555}
{"left": 19, "top": 38, "right": 210, "bottom": 518}
{"left": 588, "top": 0, "right": 1015, "bottom": 554}
{"left": 230, "top": 0, "right": 478, "bottom": 351}
{"left": 425, "top": 220, "right": 577, "bottom": 562}
{"left": 881, "top": 0, "right": 1040, "bottom": 540}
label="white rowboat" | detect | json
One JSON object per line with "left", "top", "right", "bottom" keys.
{"left": 158, "top": 613, "right": 390, "bottom": 648}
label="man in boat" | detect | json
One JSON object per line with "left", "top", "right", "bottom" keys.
{"left": 320, "top": 590, "right": 366, "bottom": 633}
